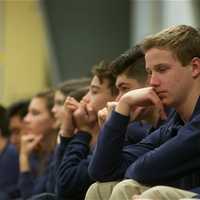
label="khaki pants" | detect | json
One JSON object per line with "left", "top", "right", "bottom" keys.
{"left": 85, "top": 179, "right": 150, "bottom": 200}
{"left": 85, "top": 181, "right": 119, "bottom": 200}
{"left": 138, "top": 186, "right": 198, "bottom": 200}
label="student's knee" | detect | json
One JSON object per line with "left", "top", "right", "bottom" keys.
{"left": 85, "top": 181, "right": 119, "bottom": 200}
{"left": 112, "top": 179, "right": 143, "bottom": 195}
{"left": 140, "top": 186, "right": 169, "bottom": 199}
{"left": 110, "top": 179, "right": 149, "bottom": 200}
{"left": 85, "top": 182, "right": 99, "bottom": 200}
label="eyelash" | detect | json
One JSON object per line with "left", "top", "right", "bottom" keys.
{"left": 158, "top": 67, "right": 167, "bottom": 72}
{"left": 121, "top": 87, "right": 129, "bottom": 91}
{"left": 91, "top": 90, "right": 98, "bottom": 94}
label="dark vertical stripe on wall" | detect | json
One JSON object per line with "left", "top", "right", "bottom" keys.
{"left": 42, "top": 0, "right": 130, "bottom": 81}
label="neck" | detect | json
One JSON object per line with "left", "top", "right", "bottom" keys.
{"left": 176, "top": 88, "right": 200, "bottom": 122}
{"left": 0, "top": 136, "right": 8, "bottom": 152}
{"left": 40, "top": 131, "right": 57, "bottom": 154}
{"left": 90, "top": 124, "right": 100, "bottom": 147}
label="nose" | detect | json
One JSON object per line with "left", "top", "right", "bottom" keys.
{"left": 52, "top": 105, "right": 57, "bottom": 114}
{"left": 149, "top": 73, "right": 160, "bottom": 87}
{"left": 24, "top": 113, "right": 31, "bottom": 123}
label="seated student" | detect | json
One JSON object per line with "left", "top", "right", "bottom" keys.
{"left": 0, "top": 105, "right": 19, "bottom": 199}
{"left": 85, "top": 25, "right": 200, "bottom": 200}
{"left": 101, "top": 45, "right": 168, "bottom": 145}
{"left": 54, "top": 61, "right": 118, "bottom": 200}
{"left": 18, "top": 90, "right": 58, "bottom": 199}
{"left": 7, "top": 100, "right": 29, "bottom": 152}
{"left": 52, "top": 78, "right": 90, "bottom": 129}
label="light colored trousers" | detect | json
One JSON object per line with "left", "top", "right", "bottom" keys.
{"left": 85, "top": 179, "right": 198, "bottom": 200}
{"left": 85, "top": 179, "right": 149, "bottom": 200}
{"left": 139, "top": 186, "right": 198, "bottom": 200}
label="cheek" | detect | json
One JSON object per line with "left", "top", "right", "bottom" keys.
{"left": 96, "top": 97, "right": 108, "bottom": 110}
{"left": 57, "top": 107, "right": 64, "bottom": 117}
{"left": 88, "top": 96, "right": 102, "bottom": 110}
{"left": 33, "top": 118, "right": 53, "bottom": 135}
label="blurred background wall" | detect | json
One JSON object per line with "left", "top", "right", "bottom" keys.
{"left": 0, "top": 0, "right": 199, "bottom": 106}
{"left": 1, "top": 0, "right": 49, "bottom": 105}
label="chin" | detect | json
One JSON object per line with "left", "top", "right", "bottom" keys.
{"left": 161, "top": 98, "right": 171, "bottom": 107}
{"left": 55, "top": 121, "right": 61, "bottom": 129}
{"left": 163, "top": 101, "right": 176, "bottom": 108}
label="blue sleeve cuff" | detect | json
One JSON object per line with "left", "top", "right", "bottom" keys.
{"left": 74, "top": 131, "right": 92, "bottom": 143}
{"left": 106, "top": 111, "right": 130, "bottom": 130}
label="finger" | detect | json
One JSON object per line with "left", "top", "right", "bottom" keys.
{"left": 98, "top": 108, "right": 108, "bottom": 118}
{"left": 107, "top": 102, "right": 117, "bottom": 112}
{"left": 131, "top": 106, "right": 145, "bottom": 121}
{"left": 148, "top": 92, "right": 167, "bottom": 120}
{"left": 98, "top": 115, "right": 104, "bottom": 128}
{"left": 22, "top": 134, "right": 35, "bottom": 140}
{"left": 98, "top": 110, "right": 107, "bottom": 126}
{"left": 31, "top": 135, "right": 43, "bottom": 147}
{"left": 86, "top": 105, "right": 97, "bottom": 122}
{"left": 65, "top": 104, "right": 78, "bottom": 112}
{"left": 68, "top": 96, "right": 80, "bottom": 106}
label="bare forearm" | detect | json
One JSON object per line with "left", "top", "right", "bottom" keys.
{"left": 20, "top": 153, "right": 30, "bottom": 172}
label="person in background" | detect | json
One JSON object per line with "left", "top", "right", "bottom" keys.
{"left": 0, "top": 105, "right": 19, "bottom": 199}
{"left": 18, "top": 90, "right": 57, "bottom": 199}
{"left": 52, "top": 78, "right": 90, "bottom": 129}
{"left": 7, "top": 100, "right": 29, "bottom": 152}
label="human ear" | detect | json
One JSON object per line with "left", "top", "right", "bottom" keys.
{"left": 191, "top": 57, "right": 200, "bottom": 78}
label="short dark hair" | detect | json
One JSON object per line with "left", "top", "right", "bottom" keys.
{"left": 68, "top": 86, "right": 89, "bottom": 101}
{"left": 7, "top": 100, "right": 29, "bottom": 119}
{"left": 56, "top": 78, "right": 91, "bottom": 97}
{"left": 92, "top": 61, "right": 118, "bottom": 96}
{"left": 0, "top": 105, "right": 10, "bottom": 138}
{"left": 109, "top": 44, "right": 146, "bottom": 84}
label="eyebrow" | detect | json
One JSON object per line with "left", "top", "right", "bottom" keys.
{"left": 117, "top": 82, "right": 129, "bottom": 88}
{"left": 146, "top": 63, "right": 170, "bottom": 71}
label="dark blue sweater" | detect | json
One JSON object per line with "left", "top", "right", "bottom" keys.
{"left": 0, "top": 142, "right": 20, "bottom": 199}
{"left": 125, "top": 121, "right": 151, "bottom": 145}
{"left": 55, "top": 132, "right": 94, "bottom": 200}
{"left": 55, "top": 121, "right": 152, "bottom": 200}
{"left": 18, "top": 150, "right": 57, "bottom": 199}
{"left": 89, "top": 97, "right": 200, "bottom": 190}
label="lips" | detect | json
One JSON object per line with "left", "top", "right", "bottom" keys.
{"left": 23, "top": 126, "right": 32, "bottom": 133}
{"left": 157, "top": 91, "right": 167, "bottom": 98}
{"left": 157, "top": 91, "right": 165, "bottom": 94}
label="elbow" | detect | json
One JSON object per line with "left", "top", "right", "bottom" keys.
{"left": 125, "top": 164, "right": 154, "bottom": 184}
{"left": 88, "top": 165, "right": 107, "bottom": 182}
{"left": 89, "top": 164, "right": 123, "bottom": 182}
